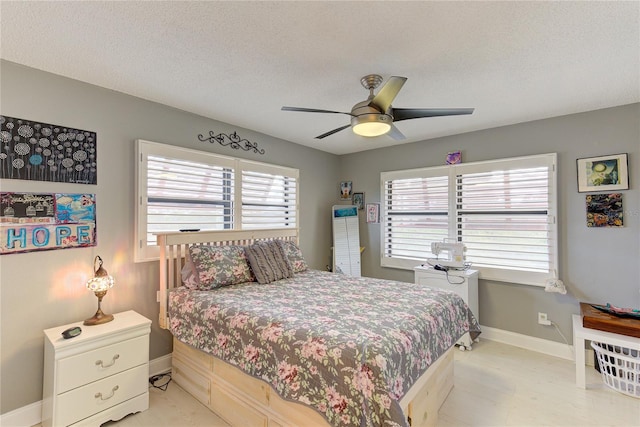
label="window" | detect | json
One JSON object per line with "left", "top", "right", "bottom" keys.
{"left": 135, "top": 140, "right": 298, "bottom": 262}
{"left": 381, "top": 154, "right": 557, "bottom": 286}
{"left": 241, "top": 163, "right": 297, "bottom": 230}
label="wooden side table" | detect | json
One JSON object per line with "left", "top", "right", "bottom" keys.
{"left": 42, "top": 310, "right": 151, "bottom": 426}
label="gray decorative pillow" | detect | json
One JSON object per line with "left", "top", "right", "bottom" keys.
{"left": 245, "top": 240, "right": 293, "bottom": 284}
{"left": 278, "top": 240, "right": 308, "bottom": 273}
{"left": 188, "top": 245, "right": 254, "bottom": 290}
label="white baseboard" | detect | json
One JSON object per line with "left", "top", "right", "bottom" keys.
{"left": 0, "top": 353, "right": 174, "bottom": 427}
{"left": 149, "top": 353, "right": 172, "bottom": 376}
{"left": 0, "top": 400, "right": 42, "bottom": 427}
{"left": 480, "top": 324, "right": 574, "bottom": 360}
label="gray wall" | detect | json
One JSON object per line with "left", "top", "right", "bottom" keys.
{"left": 0, "top": 60, "right": 339, "bottom": 414}
{"left": 1, "top": 59, "right": 638, "bottom": 415}
{"left": 340, "top": 103, "right": 640, "bottom": 344}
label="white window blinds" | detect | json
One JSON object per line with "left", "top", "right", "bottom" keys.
{"left": 135, "top": 140, "right": 299, "bottom": 262}
{"left": 241, "top": 167, "right": 298, "bottom": 230}
{"left": 146, "top": 155, "right": 234, "bottom": 245}
{"left": 382, "top": 171, "right": 449, "bottom": 269}
{"left": 381, "top": 154, "right": 557, "bottom": 286}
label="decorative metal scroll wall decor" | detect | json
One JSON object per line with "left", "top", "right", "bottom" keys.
{"left": 0, "top": 115, "right": 97, "bottom": 184}
{"left": 1, "top": 192, "right": 97, "bottom": 254}
{"left": 198, "top": 130, "right": 265, "bottom": 155}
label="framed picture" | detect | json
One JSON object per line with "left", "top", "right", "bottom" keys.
{"left": 577, "top": 153, "right": 629, "bottom": 193}
{"left": 586, "top": 193, "right": 623, "bottom": 227}
{"left": 340, "top": 181, "right": 352, "bottom": 200}
{"left": 366, "top": 203, "right": 379, "bottom": 223}
{"left": 352, "top": 192, "right": 364, "bottom": 210}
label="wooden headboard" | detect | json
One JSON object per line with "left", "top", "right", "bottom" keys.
{"left": 156, "top": 228, "right": 298, "bottom": 329}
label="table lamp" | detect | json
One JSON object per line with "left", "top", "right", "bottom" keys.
{"left": 84, "top": 255, "right": 115, "bottom": 325}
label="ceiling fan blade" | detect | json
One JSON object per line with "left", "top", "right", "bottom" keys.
{"left": 369, "top": 76, "right": 407, "bottom": 113}
{"left": 316, "top": 124, "right": 351, "bottom": 139}
{"left": 282, "top": 106, "right": 352, "bottom": 116}
{"left": 392, "top": 108, "right": 474, "bottom": 122}
{"left": 386, "top": 124, "right": 405, "bottom": 141}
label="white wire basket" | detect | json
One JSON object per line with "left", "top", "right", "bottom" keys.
{"left": 591, "top": 341, "right": 640, "bottom": 398}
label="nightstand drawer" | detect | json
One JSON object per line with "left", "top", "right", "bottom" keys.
{"left": 57, "top": 335, "right": 148, "bottom": 393}
{"left": 55, "top": 364, "right": 148, "bottom": 427}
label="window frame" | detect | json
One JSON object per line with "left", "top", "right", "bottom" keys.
{"left": 135, "top": 140, "right": 299, "bottom": 262}
{"left": 381, "top": 153, "right": 558, "bottom": 287}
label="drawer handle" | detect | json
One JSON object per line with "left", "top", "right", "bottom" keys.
{"left": 95, "top": 354, "right": 120, "bottom": 368}
{"left": 95, "top": 385, "right": 119, "bottom": 401}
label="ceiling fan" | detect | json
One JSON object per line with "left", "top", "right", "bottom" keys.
{"left": 282, "top": 74, "right": 474, "bottom": 140}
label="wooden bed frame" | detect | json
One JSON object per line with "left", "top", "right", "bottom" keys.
{"left": 157, "top": 228, "right": 455, "bottom": 427}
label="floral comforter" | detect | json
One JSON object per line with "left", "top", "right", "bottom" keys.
{"left": 169, "top": 269, "right": 480, "bottom": 427}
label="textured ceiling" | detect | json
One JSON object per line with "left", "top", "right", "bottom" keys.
{"left": 1, "top": 1, "right": 638, "bottom": 155}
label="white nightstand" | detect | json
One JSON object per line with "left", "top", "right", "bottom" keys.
{"left": 414, "top": 266, "right": 479, "bottom": 350}
{"left": 42, "top": 310, "right": 151, "bottom": 427}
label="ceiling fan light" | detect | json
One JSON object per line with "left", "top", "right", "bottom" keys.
{"left": 351, "top": 115, "right": 391, "bottom": 137}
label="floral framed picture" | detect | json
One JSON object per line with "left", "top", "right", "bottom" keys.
{"left": 577, "top": 153, "right": 629, "bottom": 193}
{"left": 352, "top": 192, "right": 364, "bottom": 210}
{"left": 366, "top": 203, "right": 379, "bottom": 223}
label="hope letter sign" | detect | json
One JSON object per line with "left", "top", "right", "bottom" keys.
{"left": 1, "top": 192, "right": 97, "bottom": 255}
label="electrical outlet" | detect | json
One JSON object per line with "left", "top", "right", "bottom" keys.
{"left": 538, "top": 312, "right": 551, "bottom": 326}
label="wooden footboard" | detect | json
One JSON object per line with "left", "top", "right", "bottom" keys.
{"left": 172, "top": 338, "right": 454, "bottom": 427}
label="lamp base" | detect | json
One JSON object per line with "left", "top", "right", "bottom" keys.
{"left": 84, "top": 309, "right": 114, "bottom": 326}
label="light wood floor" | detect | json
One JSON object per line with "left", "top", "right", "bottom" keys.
{"left": 99, "top": 340, "right": 639, "bottom": 427}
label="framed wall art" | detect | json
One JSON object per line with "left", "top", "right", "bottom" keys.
{"left": 586, "top": 193, "right": 623, "bottom": 227}
{"left": 366, "top": 203, "right": 380, "bottom": 223}
{"left": 352, "top": 192, "right": 364, "bottom": 210}
{"left": 0, "top": 115, "right": 97, "bottom": 184}
{"left": 576, "top": 153, "right": 628, "bottom": 193}
{"left": 340, "top": 181, "right": 352, "bottom": 200}
{"left": 1, "top": 192, "right": 97, "bottom": 254}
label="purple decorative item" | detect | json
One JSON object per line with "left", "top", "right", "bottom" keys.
{"left": 446, "top": 151, "right": 461, "bottom": 164}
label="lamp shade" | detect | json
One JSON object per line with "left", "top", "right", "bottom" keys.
{"left": 351, "top": 113, "right": 392, "bottom": 137}
{"left": 84, "top": 255, "right": 115, "bottom": 326}
{"left": 86, "top": 256, "right": 115, "bottom": 291}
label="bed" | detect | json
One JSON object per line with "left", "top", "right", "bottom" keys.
{"left": 157, "top": 228, "right": 480, "bottom": 427}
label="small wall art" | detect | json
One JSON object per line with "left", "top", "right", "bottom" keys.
{"left": 352, "top": 192, "right": 364, "bottom": 210}
{"left": 586, "top": 193, "right": 623, "bottom": 228}
{"left": 577, "top": 153, "right": 628, "bottom": 193}
{"left": 0, "top": 115, "right": 97, "bottom": 184}
{"left": 366, "top": 203, "right": 380, "bottom": 223}
{"left": 340, "top": 181, "right": 353, "bottom": 200}
{"left": 1, "top": 192, "right": 97, "bottom": 254}
{"left": 446, "top": 150, "right": 462, "bottom": 165}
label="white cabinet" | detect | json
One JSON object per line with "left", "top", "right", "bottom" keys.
{"left": 42, "top": 311, "right": 151, "bottom": 426}
{"left": 414, "top": 266, "right": 479, "bottom": 350}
